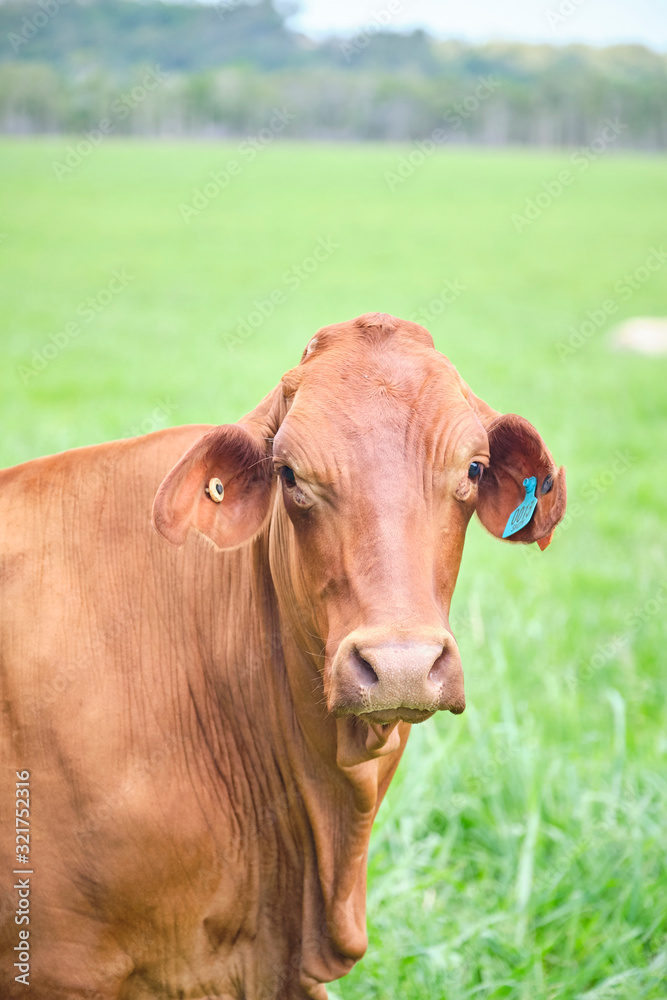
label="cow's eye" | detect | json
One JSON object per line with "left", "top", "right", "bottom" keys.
{"left": 468, "top": 461, "right": 483, "bottom": 480}
{"left": 280, "top": 466, "right": 296, "bottom": 487}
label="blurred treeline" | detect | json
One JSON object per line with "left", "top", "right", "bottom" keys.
{"left": 1, "top": 0, "right": 666, "bottom": 147}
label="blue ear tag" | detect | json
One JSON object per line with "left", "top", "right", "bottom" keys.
{"left": 502, "top": 476, "right": 538, "bottom": 539}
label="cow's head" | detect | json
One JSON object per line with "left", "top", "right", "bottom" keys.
{"left": 153, "top": 315, "right": 565, "bottom": 760}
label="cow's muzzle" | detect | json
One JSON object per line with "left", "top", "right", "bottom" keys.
{"left": 327, "top": 626, "right": 465, "bottom": 723}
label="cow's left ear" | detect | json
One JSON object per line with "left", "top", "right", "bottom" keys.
{"left": 152, "top": 424, "right": 274, "bottom": 549}
{"left": 475, "top": 413, "right": 567, "bottom": 549}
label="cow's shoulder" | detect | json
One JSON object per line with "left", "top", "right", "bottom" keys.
{"left": 0, "top": 424, "right": 214, "bottom": 558}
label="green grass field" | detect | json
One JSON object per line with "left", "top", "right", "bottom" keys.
{"left": 1, "top": 139, "right": 666, "bottom": 999}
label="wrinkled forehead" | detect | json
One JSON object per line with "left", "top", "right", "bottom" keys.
{"left": 274, "top": 320, "right": 486, "bottom": 468}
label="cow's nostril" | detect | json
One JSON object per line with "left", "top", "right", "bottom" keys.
{"left": 351, "top": 648, "right": 379, "bottom": 687}
{"left": 427, "top": 647, "right": 449, "bottom": 686}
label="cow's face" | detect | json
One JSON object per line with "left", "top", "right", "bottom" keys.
{"left": 269, "top": 337, "right": 486, "bottom": 726}
{"left": 153, "top": 315, "right": 566, "bottom": 750}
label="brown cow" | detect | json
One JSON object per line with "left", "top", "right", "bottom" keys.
{"left": 0, "top": 314, "right": 565, "bottom": 999}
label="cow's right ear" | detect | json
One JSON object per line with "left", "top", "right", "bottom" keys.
{"left": 152, "top": 424, "right": 274, "bottom": 549}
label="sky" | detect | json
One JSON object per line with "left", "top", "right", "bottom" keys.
{"left": 285, "top": 0, "right": 667, "bottom": 49}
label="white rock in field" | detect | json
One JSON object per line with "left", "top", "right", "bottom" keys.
{"left": 610, "top": 317, "right": 667, "bottom": 355}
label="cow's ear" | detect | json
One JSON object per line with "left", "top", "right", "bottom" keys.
{"left": 152, "top": 424, "right": 274, "bottom": 549}
{"left": 475, "top": 413, "right": 567, "bottom": 549}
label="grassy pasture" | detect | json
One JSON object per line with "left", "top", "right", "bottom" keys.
{"left": 1, "top": 139, "right": 666, "bottom": 999}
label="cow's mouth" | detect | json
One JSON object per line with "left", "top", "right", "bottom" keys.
{"left": 359, "top": 708, "right": 435, "bottom": 725}
{"left": 334, "top": 706, "right": 442, "bottom": 768}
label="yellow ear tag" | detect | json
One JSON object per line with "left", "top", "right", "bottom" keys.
{"left": 206, "top": 478, "right": 224, "bottom": 503}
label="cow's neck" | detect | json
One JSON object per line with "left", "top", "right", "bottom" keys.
{"left": 184, "top": 528, "right": 408, "bottom": 995}
{"left": 268, "top": 516, "right": 410, "bottom": 991}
